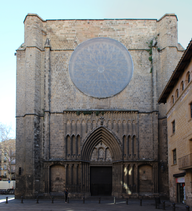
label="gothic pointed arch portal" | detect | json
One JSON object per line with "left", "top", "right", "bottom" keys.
{"left": 81, "top": 127, "right": 122, "bottom": 196}
{"left": 81, "top": 126, "right": 122, "bottom": 162}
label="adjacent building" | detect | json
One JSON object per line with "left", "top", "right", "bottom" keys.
{"left": 158, "top": 40, "right": 192, "bottom": 206}
{"left": 0, "top": 139, "right": 16, "bottom": 180}
{"left": 16, "top": 13, "right": 184, "bottom": 198}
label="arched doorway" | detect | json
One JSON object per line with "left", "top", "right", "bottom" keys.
{"left": 139, "top": 165, "right": 153, "bottom": 193}
{"left": 50, "top": 165, "right": 65, "bottom": 192}
{"left": 81, "top": 126, "right": 122, "bottom": 196}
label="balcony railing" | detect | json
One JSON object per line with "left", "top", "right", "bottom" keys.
{"left": 178, "top": 153, "right": 192, "bottom": 170}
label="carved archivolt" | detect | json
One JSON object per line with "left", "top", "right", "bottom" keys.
{"left": 81, "top": 126, "right": 121, "bottom": 161}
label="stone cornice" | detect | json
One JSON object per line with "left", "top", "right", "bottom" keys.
{"left": 16, "top": 45, "right": 184, "bottom": 53}
{"left": 16, "top": 110, "right": 159, "bottom": 118}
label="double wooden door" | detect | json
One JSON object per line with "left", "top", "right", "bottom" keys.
{"left": 90, "top": 166, "right": 112, "bottom": 196}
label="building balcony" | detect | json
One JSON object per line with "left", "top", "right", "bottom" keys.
{"left": 178, "top": 153, "right": 192, "bottom": 170}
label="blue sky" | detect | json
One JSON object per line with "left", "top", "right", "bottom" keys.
{"left": 0, "top": 0, "right": 192, "bottom": 138}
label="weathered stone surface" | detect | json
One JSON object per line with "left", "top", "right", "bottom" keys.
{"left": 16, "top": 13, "right": 184, "bottom": 199}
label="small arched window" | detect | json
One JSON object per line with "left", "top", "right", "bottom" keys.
{"left": 176, "top": 89, "right": 179, "bottom": 99}
{"left": 172, "top": 95, "right": 174, "bottom": 104}
{"left": 181, "top": 81, "right": 184, "bottom": 91}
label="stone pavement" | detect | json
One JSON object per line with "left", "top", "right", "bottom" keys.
{"left": 0, "top": 195, "right": 189, "bottom": 211}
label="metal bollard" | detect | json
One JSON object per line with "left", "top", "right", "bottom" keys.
{"left": 126, "top": 198, "right": 128, "bottom": 205}
{"left": 163, "top": 201, "right": 165, "bottom": 210}
{"left": 67, "top": 197, "right": 69, "bottom": 203}
{"left": 99, "top": 197, "right": 101, "bottom": 204}
{"left": 140, "top": 198, "right": 142, "bottom": 206}
{"left": 83, "top": 196, "right": 85, "bottom": 204}
{"left": 186, "top": 206, "right": 190, "bottom": 211}
{"left": 6, "top": 197, "right": 8, "bottom": 204}
{"left": 114, "top": 196, "right": 116, "bottom": 204}
{"left": 172, "top": 203, "right": 175, "bottom": 211}
{"left": 36, "top": 196, "right": 39, "bottom": 204}
{"left": 21, "top": 196, "right": 23, "bottom": 204}
{"left": 52, "top": 196, "right": 54, "bottom": 203}
{"left": 155, "top": 198, "right": 158, "bottom": 209}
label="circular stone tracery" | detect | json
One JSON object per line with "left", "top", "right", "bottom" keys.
{"left": 69, "top": 37, "right": 133, "bottom": 98}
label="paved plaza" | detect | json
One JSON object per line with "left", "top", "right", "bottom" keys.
{"left": 0, "top": 195, "right": 189, "bottom": 211}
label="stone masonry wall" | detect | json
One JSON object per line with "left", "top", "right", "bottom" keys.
{"left": 15, "top": 13, "right": 184, "bottom": 198}
{"left": 20, "top": 13, "right": 183, "bottom": 114}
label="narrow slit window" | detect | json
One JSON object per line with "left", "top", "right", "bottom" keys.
{"left": 173, "top": 149, "right": 177, "bottom": 164}
{"left": 181, "top": 81, "right": 184, "bottom": 91}
{"left": 172, "top": 120, "right": 175, "bottom": 134}
{"left": 176, "top": 89, "right": 179, "bottom": 99}
{"left": 187, "top": 72, "right": 190, "bottom": 83}
{"left": 172, "top": 95, "right": 174, "bottom": 104}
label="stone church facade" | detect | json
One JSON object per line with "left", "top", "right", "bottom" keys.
{"left": 16, "top": 13, "right": 184, "bottom": 198}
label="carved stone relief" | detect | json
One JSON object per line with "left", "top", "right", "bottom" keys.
{"left": 91, "top": 142, "right": 112, "bottom": 162}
